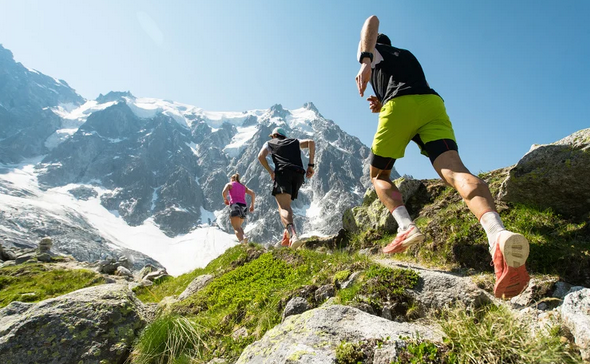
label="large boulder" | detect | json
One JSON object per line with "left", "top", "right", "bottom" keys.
{"left": 235, "top": 304, "right": 441, "bottom": 364}
{"left": 0, "top": 284, "right": 148, "bottom": 364}
{"left": 343, "top": 177, "right": 425, "bottom": 234}
{"left": 499, "top": 128, "right": 590, "bottom": 219}
{"left": 560, "top": 287, "right": 590, "bottom": 361}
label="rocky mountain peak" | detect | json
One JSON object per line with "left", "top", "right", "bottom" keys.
{"left": 96, "top": 91, "right": 135, "bottom": 104}
{"left": 268, "top": 103, "right": 289, "bottom": 119}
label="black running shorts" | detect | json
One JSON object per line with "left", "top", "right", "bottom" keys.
{"left": 272, "top": 169, "right": 305, "bottom": 200}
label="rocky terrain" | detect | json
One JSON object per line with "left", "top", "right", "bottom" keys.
{"left": 1, "top": 128, "right": 588, "bottom": 363}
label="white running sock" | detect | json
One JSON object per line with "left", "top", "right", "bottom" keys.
{"left": 480, "top": 211, "right": 506, "bottom": 252}
{"left": 391, "top": 205, "right": 413, "bottom": 231}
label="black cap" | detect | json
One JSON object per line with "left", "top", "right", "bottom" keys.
{"left": 377, "top": 33, "right": 391, "bottom": 46}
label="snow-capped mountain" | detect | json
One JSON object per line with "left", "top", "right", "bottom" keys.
{"left": 0, "top": 44, "right": 398, "bottom": 275}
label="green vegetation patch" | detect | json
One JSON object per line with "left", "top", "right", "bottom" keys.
{"left": 335, "top": 339, "right": 384, "bottom": 364}
{"left": 338, "top": 264, "right": 419, "bottom": 319}
{"left": 373, "top": 170, "right": 590, "bottom": 287}
{"left": 134, "top": 244, "right": 257, "bottom": 303}
{"left": 439, "top": 304, "right": 582, "bottom": 364}
{"left": 0, "top": 263, "right": 105, "bottom": 308}
{"left": 394, "top": 338, "right": 457, "bottom": 364}
{"left": 133, "top": 245, "right": 372, "bottom": 363}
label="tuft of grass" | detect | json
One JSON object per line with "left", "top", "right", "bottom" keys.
{"left": 0, "top": 263, "right": 104, "bottom": 308}
{"left": 130, "top": 315, "right": 206, "bottom": 364}
{"left": 439, "top": 304, "right": 583, "bottom": 364}
{"left": 394, "top": 337, "right": 457, "bottom": 364}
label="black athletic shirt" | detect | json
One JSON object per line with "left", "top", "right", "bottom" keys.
{"left": 265, "top": 138, "right": 305, "bottom": 173}
{"left": 371, "top": 44, "right": 439, "bottom": 104}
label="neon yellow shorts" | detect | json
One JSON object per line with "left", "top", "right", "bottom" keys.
{"left": 372, "top": 94, "right": 456, "bottom": 160}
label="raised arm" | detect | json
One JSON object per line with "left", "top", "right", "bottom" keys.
{"left": 299, "top": 139, "right": 315, "bottom": 179}
{"left": 257, "top": 146, "right": 275, "bottom": 180}
{"left": 356, "top": 15, "right": 380, "bottom": 97}
{"left": 245, "top": 187, "right": 256, "bottom": 212}
{"left": 221, "top": 183, "right": 231, "bottom": 205}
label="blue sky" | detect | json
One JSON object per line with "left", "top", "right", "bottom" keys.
{"left": 1, "top": 0, "right": 588, "bottom": 179}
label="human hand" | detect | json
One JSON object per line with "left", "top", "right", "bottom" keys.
{"left": 355, "top": 60, "right": 372, "bottom": 97}
{"left": 367, "top": 95, "right": 382, "bottom": 113}
{"left": 306, "top": 166, "right": 315, "bottom": 179}
{"left": 270, "top": 171, "right": 275, "bottom": 181}
{"left": 249, "top": 205, "right": 254, "bottom": 212}
{"left": 224, "top": 199, "right": 229, "bottom": 205}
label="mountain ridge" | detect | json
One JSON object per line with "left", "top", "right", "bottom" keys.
{"left": 0, "top": 44, "right": 396, "bottom": 275}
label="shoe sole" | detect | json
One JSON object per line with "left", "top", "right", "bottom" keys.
{"left": 382, "top": 232, "right": 425, "bottom": 254}
{"left": 494, "top": 232, "right": 531, "bottom": 299}
{"left": 494, "top": 265, "right": 530, "bottom": 299}
{"left": 290, "top": 239, "right": 304, "bottom": 249}
{"left": 499, "top": 232, "right": 529, "bottom": 268}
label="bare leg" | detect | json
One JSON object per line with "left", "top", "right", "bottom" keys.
{"left": 274, "top": 193, "right": 294, "bottom": 227}
{"left": 370, "top": 166, "right": 404, "bottom": 212}
{"left": 230, "top": 216, "right": 245, "bottom": 242}
{"left": 432, "top": 150, "right": 496, "bottom": 220}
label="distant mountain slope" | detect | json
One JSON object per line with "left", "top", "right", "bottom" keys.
{"left": 0, "top": 44, "right": 399, "bottom": 273}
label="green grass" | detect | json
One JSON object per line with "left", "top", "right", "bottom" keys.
{"left": 130, "top": 315, "right": 207, "bottom": 364}
{"left": 439, "top": 304, "right": 583, "bottom": 364}
{"left": 134, "top": 244, "right": 253, "bottom": 303}
{"left": 0, "top": 263, "right": 105, "bottom": 308}
{"left": 131, "top": 245, "right": 421, "bottom": 363}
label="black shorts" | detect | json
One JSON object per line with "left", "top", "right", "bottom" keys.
{"left": 230, "top": 203, "right": 247, "bottom": 218}
{"left": 369, "top": 138, "right": 458, "bottom": 170}
{"left": 272, "top": 168, "right": 305, "bottom": 200}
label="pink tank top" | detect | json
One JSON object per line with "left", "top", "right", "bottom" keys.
{"left": 228, "top": 181, "right": 246, "bottom": 205}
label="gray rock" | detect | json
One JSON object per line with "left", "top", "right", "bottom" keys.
{"left": 314, "top": 284, "right": 335, "bottom": 303}
{"left": 342, "top": 177, "right": 418, "bottom": 234}
{"left": 116, "top": 265, "right": 133, "bottom": 279}
{"left": 411, "top": 269, "right": 491, "bottom": 310}
{"left": 232, "top": 327, "right": 248, "bottom": 340}
{"left": 36, "top": 252, "right": 52, "bottom": 263}
{"left": 0, "top": 244, "right": 16, "bottom": 261}
{"left": 137, "top": 264, "right": 158, "bottom": 280}
{"left": 14, "top": 252, "right": 36, "bottom": 264}
{"left": 0, "top": 284, "right": 147, "bottom": 364}
{"left": 341, "top": 271, "right": 362, "bottom": 289}
{"left": 144, "top": 269, "right": 170, "bottom": 282}
{"left": 373, "top": 342, "right": 407, "bottom": 364}
{"left": 207, "top": 359, "right": 228, "bottom": 364}
{"left": 553, "top": 281, "right": 573, "bottom": 299}
{"left": 282, "top": 297, "right": 310, "bottom": 321}
{"left": 37, "top": 237, "right": 53, "bottom": 253}
{"left": 236, "top": 305, "right": 441, "bottom": 364}
{"left": 98, "top": 258, "right": 119, "bottom": 274}
{"left": 499, "top": 128, "right": 590, "bottom": 219}
{"left": 560, "top": 287, "right": 590, "bottom": 361}
{"left": 178, "top": 274, "right": 214, "bottom": 301}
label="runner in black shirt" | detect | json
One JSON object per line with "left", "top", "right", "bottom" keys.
{"left": 355, "top": 15, "right": 529, "bottom": 299}
{"left": 258, "top": 127, "right": 315, "bottom": 249}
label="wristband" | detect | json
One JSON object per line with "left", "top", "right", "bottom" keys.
{"left": 308, "top": 164, "right": 315, "bottom": 167}
{"left": 359, "top": 52, "right": 373, "bottom": 64}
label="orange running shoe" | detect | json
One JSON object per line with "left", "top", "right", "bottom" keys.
{"left": 382, "top": 224, "right": 425, "bottom": 254}
{"left": 492, "top": 231, "right": 530, "bottom": 299}
{"left": 281, "top": 230, "right": 290, "bottom": 247}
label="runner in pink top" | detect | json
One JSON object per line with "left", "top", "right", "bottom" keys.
{"left": 222, "top": 173, "right": 256, "bottom": 244}
{"left": 228, "top": 181, "right": 247, "bottom": 205}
